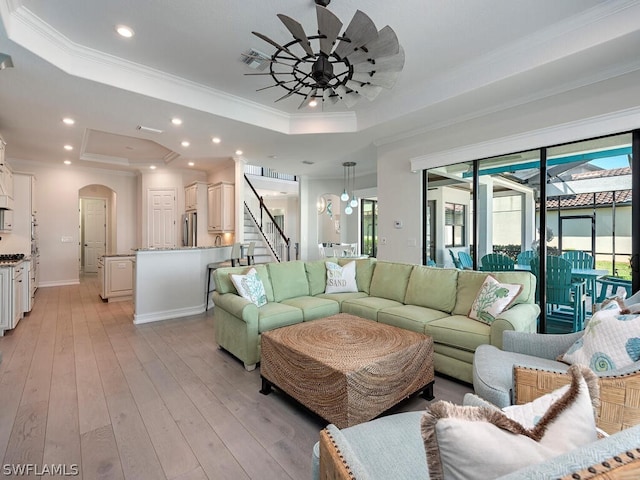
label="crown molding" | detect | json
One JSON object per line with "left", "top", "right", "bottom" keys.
{"left": 2, "top": 4, "right": 358, "bottom": 135}
{"left": 410, "top": 106, "right": 640, "bottom": 171}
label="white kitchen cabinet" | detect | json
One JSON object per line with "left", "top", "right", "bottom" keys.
{"left": 185, "top": 183, "right": 198, "bottom": 211}
{"left": 207, "top": 182, "right": 234, "bottom": 233}
{"left": 22, "top": 259, "right": 32, "bottom": 313}
{"left": 0, "top": 137, "right": 14, "bottom": 200}
{"left": 13, "top": 263, "right": 24, "bottom": 327}
{"left": 0, "top": 268, "right": 9, "bottom": 334}
{"left": 99, "top": 255, "right": 134, "bottom": 302}
{"left": 0, "top": 262, "right": 24, "bottom": 336}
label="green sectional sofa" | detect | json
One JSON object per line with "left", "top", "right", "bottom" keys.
{"left": 211, "top": 259, "right": 540, "bottom": 383}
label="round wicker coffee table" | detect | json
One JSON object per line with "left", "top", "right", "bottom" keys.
{"left": 259, "top": 313, "right": 434, "bottom": 428}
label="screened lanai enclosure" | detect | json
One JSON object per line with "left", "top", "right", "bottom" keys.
{"left": 423, "top": 131, "right": 638, "bottom": 333}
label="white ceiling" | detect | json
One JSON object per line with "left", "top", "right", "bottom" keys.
{"left": 1, "top": 0, "right": 639, "bottom": 179}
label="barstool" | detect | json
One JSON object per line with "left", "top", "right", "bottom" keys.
{"left": 205, "top": 243, "right": 242, "bottom": 310}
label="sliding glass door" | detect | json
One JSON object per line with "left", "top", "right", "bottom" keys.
{"left": 422, "top": 130, "right": 637, "bottom": 333}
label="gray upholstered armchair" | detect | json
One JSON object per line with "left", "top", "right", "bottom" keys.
{"left": 473, "top": 328, "right": 640, "bottom": 434}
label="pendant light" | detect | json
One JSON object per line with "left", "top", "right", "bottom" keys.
{"left": 342, "top": 161, "right": 357, "bottom": 215}
{"left": 340, "top": 162, "right": 349, "bottom": 202}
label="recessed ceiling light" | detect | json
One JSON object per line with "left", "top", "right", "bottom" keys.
{"left": 149, "top": 165, "right": 156, "bottom": 170}
{"left": 62, "top": 117, "right": 75, "bottom": 125}
{"left": 63, "top": 144, "right": 73, "bottom": 151}
{"left": 181, "top": 140, "right": 190, "bottom": 147}
{"left": 188, "top": 161, "right": 195, "bottom": 167}
{"left": 63, "top": 160, "right": 72, "bottom": 165}
{"left": 116, "top": 25, "right": 135, "bottom": 38}
{"left": 235, "top": 150, "right": 243, "bottom": 155}
{"left": 171, "top": 117, "right": 182, "bottom": 126}
{"left": 212, "top": 137, "right": 221, "bottom": 144}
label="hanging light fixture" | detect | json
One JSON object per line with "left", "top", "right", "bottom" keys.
{"left": 342, "top": 161, "right": 357, "bottom": 215}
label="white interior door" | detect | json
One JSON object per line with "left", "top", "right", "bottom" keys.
{"left": 148, "top": 189, "right": 176, "bottom": 248}
{"left": 83, "top": 198, "right": 106, "bottom": 273}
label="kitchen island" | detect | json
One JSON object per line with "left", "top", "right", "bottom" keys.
{"left": 133, "top": 245, "right": 232, "bottom": 324}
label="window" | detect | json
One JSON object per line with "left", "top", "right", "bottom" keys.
{"left": 445, "top": 203, "right": 465, "bottom": 247}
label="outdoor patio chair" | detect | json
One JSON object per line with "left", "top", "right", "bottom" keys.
{"left": 480, "top": 253, "right": 515, "bottom": 271}
{"left": 426, "top": 258, "right": 436, "bottom": 267}
{"left": 561, "top": 250, "right": 596, "bottom": 299}
{"left": 448, "top": 249, "right": 462, "bottom": 268}
{"left": 458, "top": 251, "right": 473, "bottom": 269}
{"left": 530, "top": 255, "right": 587, "bottom": 333}
{"left": 516, "top": 250, "right": 537, "bottom": 266}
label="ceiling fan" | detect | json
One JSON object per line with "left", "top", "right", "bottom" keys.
{"left": 245, "top": 0, "right": 405, "bottom": 109}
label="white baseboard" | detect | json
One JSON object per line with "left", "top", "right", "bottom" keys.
{"left": 133, "top": 304, "right": 205, "bottom": 325}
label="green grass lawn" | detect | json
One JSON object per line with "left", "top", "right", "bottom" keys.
{"left": 595, "top": 260, "right": 631, "bottom": 279}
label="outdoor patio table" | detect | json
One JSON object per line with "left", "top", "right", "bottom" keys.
{"left": 514, "top": 264, "right": 608, "bottom": 298}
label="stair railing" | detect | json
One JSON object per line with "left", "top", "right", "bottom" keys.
{"left": 244, "top": 174, "right": 290, "bottom": 262}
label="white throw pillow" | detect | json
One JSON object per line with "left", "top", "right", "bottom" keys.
{"left": 229, "top": 268, "right": 267, "bottom": 307}
{"left": 468, "top": 275, "right": 522, "bottom": 324}
{"left": 559, "top": 301, "right": 640, "bottom": 372}
{"left": 421, "top": 365, "right": 599, "bottom": 480}
{"left": 325, "top": 261, "right": 358, "bottom": 294}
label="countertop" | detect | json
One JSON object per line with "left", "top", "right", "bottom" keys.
{"left": 101, "top": 253, "right": 136, "bottom": 258}
{"left": 134, "top": 245, "right": 231, "bottom": 252}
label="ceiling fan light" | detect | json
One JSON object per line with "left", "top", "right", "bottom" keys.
{"left": 308, "top": 99, "right": 318, "bottom": 107}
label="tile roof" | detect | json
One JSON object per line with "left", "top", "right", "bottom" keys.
{"left": 569, "top": 166, "right": 631, "bottom": 180}
{"left": 544, "top": 189, "right": 631, "bottom": 209}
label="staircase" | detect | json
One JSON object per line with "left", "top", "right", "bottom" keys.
{"left": 243, "top": 209, "right": 275, "bottom": 264}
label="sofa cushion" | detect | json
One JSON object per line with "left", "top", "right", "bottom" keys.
{"left": 214, "top": 264, "right": 274, "bottom": 302}
{"left": 339, "top": 257, "right": 377, "bottom": 294}
{"left": 316, "top": 291, "right": 369, "bottom": 306}
{"left": 305, "top": 259, "right": 337, "bottom": 296}
{"left": 404, "top": 265, "right": 458, "bottom": 312}
{"left": 341, "top": 297, "right": 403, "bottom": 322}
{"left": 325, "top": 261, "right": 358, "bottom": 293}
{"left": 453, "top": 270, "right": 535, "bottom": 316}
{"left": 369, "top": 261, "right": 414, "bottom": 303}
{"left": 425, "top": 314, "right": 490, "bottom": 352}
{"left": 267, "top": 261, "right": 310, "bottom": 302}
{"left": 281, "top": 296, "right": 340, "bottom": 321}
{"left": 378, "top": 305, "right": 450, "bottom": 334}
{"left": 257, "top": 302, "right": 304, "bottom": 333}
{"left": 421, "top": 365, "right": 599, "bottom": 480}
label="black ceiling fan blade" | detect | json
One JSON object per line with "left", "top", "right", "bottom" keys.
{"left": 277, "top": 14, "right": 315, "bottom": 57}
{"left": 345, "top": 26, "right": 400, "bottom": 65}
{"left": 333, "top": 10, "right": 378, "bottom": 59}
{"left": 252, "top": 31, "right": 303, "bottom": 61}
{"left": 352, "top": 47, "right": 405, "bottom": 74}
{"left": 316, "top": 5, "right": 343, "bottom": 56}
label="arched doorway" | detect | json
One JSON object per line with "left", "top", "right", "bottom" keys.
{"left": 79, "top": 184, "right": 116, "bottom": 273}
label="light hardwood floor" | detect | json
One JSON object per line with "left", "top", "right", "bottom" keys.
{"left": 0, "top": 276, "right": 472, "bottom": 480}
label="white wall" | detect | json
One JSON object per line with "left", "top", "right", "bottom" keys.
{"left": 376, "top": 151, "right": 422, "bottom": 264}
{"left": 300, "top": 172, "right": 376, "bottom": 261}
{"left": 7, "top": 159, "right": 138, "bottom": 286}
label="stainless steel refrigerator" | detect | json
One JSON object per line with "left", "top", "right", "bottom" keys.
{"left": 182, "top": 211, "right": 197, "bottom": 246}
